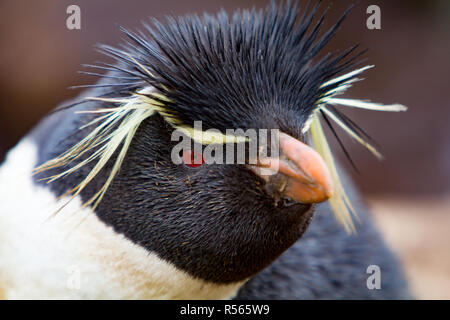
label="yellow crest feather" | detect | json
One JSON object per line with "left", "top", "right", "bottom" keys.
{"left": 306, "top": 65, "right": 407, "bottom": 233}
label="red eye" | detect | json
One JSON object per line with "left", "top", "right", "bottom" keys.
{"left": 182, "top": 149, "right": 204, "bottom": 167}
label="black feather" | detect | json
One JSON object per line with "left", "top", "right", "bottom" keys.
{"left": 66, "top": 1, "right": 365, "bottom": 136}
{"left": 320, "top": 108, "right": 360, "bottom": 173}
{"left": 328, "top": 104, "right": 380, "bottom": 148}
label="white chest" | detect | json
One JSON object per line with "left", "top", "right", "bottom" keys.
{"left": 0, "top": 140, "right": 243, "bottom": 299}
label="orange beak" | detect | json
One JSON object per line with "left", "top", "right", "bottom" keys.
{"left": 253, "top": 132, "right": 333, "bottom": 204}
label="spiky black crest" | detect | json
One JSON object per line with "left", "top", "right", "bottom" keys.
{"left": 79, "top": 1, "right": 361, "bottom": 133}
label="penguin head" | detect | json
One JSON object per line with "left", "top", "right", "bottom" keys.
{"left": 36, "top": 2, "right": 406, "bottom": 284}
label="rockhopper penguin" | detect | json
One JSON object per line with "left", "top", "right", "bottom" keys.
{"left": 0, "top": 1, "right": 410, "bottom": 299}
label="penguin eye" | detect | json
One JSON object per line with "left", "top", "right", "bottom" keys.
{"left": 182, "top": 149, "right": 205, "bottom": 168}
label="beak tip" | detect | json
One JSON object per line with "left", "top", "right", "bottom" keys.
{"left": 254, "top": 132, "right": 334, "bottom": 205}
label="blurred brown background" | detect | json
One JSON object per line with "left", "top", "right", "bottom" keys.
{"left": 1, "top": 0, "right": 449, "bottom": 298}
